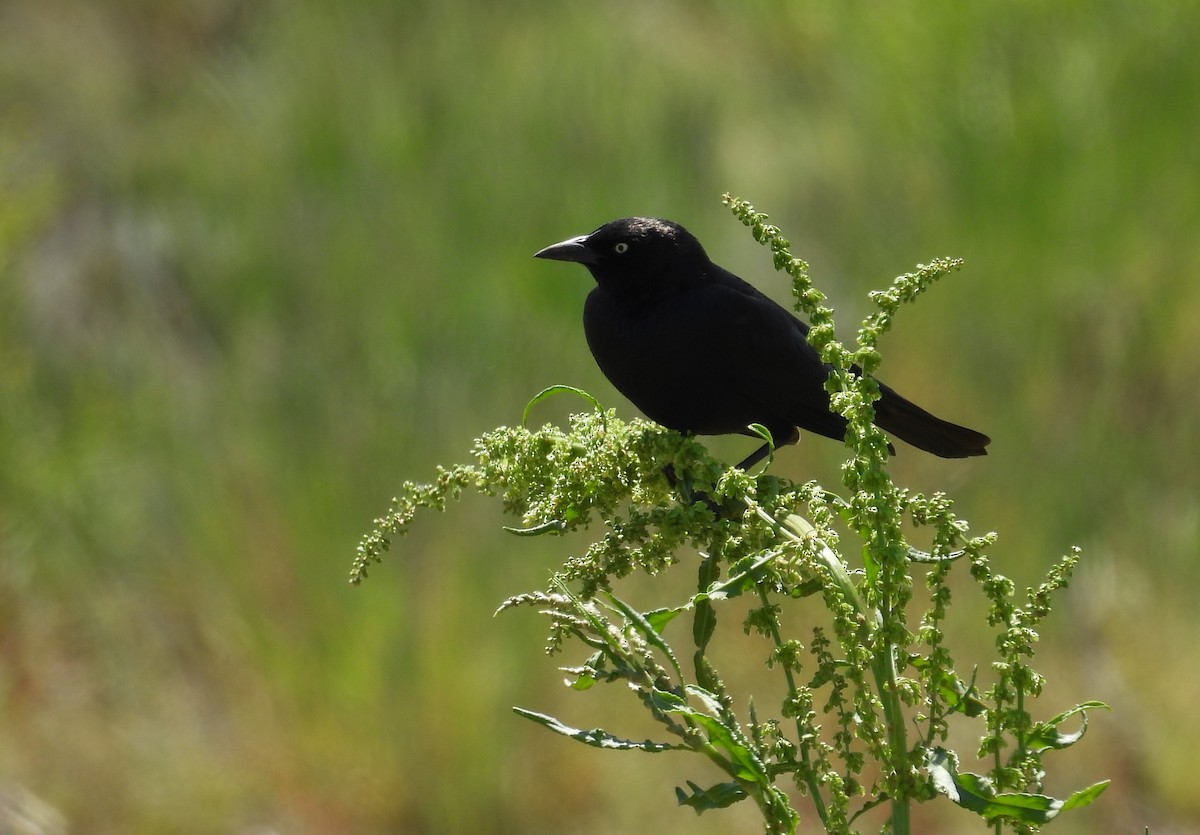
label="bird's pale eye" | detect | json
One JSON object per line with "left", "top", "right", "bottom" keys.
{"left": 614, "top": 242, "right": 629, "bottom": 254}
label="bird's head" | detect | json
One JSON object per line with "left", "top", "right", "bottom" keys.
{"left": 534, "top": 217, "right": 709, "bottom": 299}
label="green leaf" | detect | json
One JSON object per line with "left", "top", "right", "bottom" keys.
{"left": 644, "top": 605, "right": 688, "bottom": 633}
{"left": 521, "top": 385, "right": 602, "bottom": 427}
{"left": 925, "top": 747, "right": 1109, "bottom": 824}
{"left": 502, "top": 519, "right": 566, "bottom": 536}
{"left": 686, "top": 715, "right": 764, "bottom": 782}
{"left": 745, "top": 423, "right": 775, "bottom": 471}
{"left": 650, "top": 686, "right": 688, "bottom": 712}
{"left": 683, "top": 683, "right": 726, "bottom": 716}
{"left": 513, "top": 708, "right": 681, "bottom": 752}
{"left": 702, "top": 573, "right": 756, "bottom": 601}
{"left": 707, "top": 551, "right": 777, "bottom": 601}
{"left": 662, "top": 686, "right": 770, "bottom": 784}
{"left": 693, "top": 554, "right": 720, "bottom": 651}
{"left": 604, "top": 593, "right": 684, "bottom": 682}
{"left": 1026, "top": 701, "right": 1110, "bottom": 752}
{"left": 565, "top": 672, "right": 598, "bottom": 691}
{"left": 746, "top": 423, "right": 773, "bottom": 444}
{"left": 787, "top": 577, "right": 824, "bottom": 598}
{"left": 675, "top": 779, "right": 748, "bottom": 814}
{"left": 1060, "top": 780, "right": 1111, "bottom": 812}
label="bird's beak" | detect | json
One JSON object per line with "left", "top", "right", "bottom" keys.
{"left": 533, "top": 234, "right": 598, "bottom": 265}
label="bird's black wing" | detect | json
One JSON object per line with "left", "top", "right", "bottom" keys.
{"left": 679, "top": 265, "right": 850, "bottom": 444}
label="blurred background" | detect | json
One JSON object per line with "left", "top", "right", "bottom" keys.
{"left": 2, "top": 1, "right": 1197, "bottom": 832}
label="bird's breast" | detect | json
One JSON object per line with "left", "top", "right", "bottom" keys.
{"left": 581, "top": 287, "right": 757, "bottom": 435}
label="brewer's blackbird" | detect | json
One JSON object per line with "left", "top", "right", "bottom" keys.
{"left": 535, "top": 217, "right": 989, "bottom": 468}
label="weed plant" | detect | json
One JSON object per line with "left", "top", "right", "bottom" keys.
{"left": 353, "top": 197, "right": 1107, "bottom": 834}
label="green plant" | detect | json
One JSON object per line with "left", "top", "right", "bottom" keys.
{"left": 352, "top": 196, "right": 1108, "bottom": 834}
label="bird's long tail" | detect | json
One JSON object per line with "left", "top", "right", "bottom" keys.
{"left": 874, "top": 385, "right": 990, "bottom": 458}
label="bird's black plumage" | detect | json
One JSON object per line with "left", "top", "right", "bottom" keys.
{"left": 535, "top": 217, "right": 989, "bottom": 466}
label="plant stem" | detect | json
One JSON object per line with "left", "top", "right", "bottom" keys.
{"left": 755, "top": 584, "right": 830, "bottom": 828}
{"left": 871, "top": 633, "right": 911, "bottom": 835}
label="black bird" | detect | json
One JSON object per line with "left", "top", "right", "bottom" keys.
{"left": 535, "top": 217, "right": 989, "bottom": 469}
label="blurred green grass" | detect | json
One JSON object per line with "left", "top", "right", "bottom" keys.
{"left": 1, "top": 1, "right": 1197, "bottom": 832}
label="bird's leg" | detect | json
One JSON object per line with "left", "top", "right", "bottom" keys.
{"left": 735, "top": 427, "right": 800, "bottom": 471}
{"left": 664, "top": 428, "right": 799, "bottom": 516}
{"left": 735, "top": 444, "right": 772, "bottom": 471}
